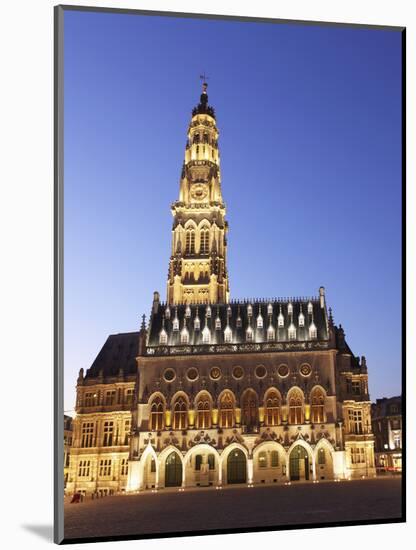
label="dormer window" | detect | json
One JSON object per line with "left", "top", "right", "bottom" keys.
{"left": 202, "top": 326, "right": 210, "bottom": 343}
{"left": 173, "top": 317, "right": 179, "bottom": 331}
{"left": 194, "top": 316, "right": 200, "bottom": 330}
{"left": 307, "top": 302, "right": 313, "bottom": 315}
{"left": 224, "top": 325, "right": 232, "bottom": 343}
{"left": 288, "top": 323, "right": 296, "bottom": 340}
{"left": 309, "top": 323, "right": 317, "bottom": 339}
{"left": 246, "top": 326, "right": 254, "bottom": 341}
{"left": 236, "top": 316, "right": 242, "bottom": 328}
{"left": 257, "top": 314, "right": 263, "bottom": 329}
{"left": 267, "top": 303, "right": 273, "bottom": 315}
{"left": 206, "top": 306, "right": 211, "bottom": 318}
{"left": 180, "top": 327, "right": 189, "bottom": 344}
{"left": 215, "top": 316, "right": 221, "bottom": 330}
{"left": 278, "top": 313, "right": 284, "bottom": 328}
{"left": 165, "top": 307, "right": 171, "bottom": 319}
{"left": 287, "top": 303, "right": 293, "bottom": 315}
{"left": 267, "top": 325, "right": 275, "bottom": 341}
{"left": 247, "top": 304, "right": 253, "bottom": 316}
{"left": 299, "top": 312, "right": 305, "bottom": 327}
{"left": 185, "top": 305, "right": 191, "bottom": 318}
{"left": 159, "top": 329, "right": 168, "bottom": 344}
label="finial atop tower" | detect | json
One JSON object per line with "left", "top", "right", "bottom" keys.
{"left": 199, "top": 73, "right": 209, "bottom": 106}
{"left": 192, "top": 73, "right": 215, "bottom": 118}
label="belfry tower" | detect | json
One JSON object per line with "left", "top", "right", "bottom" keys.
{"left": 167, "top": 81, "right": 230, "bottom": 305}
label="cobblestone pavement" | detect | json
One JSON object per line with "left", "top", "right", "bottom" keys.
{"left": 64, "top": 477, "right": 402, "bottom": 541}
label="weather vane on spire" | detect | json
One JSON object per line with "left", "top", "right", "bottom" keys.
{"left": 200, "top": 73, "right": 209, "bottom": 93}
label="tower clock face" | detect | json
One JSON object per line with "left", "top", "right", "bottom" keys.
{"left": 190, "top": 184, "right": 208, "bottom": 201}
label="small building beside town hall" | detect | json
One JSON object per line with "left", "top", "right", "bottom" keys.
{"left": 371, "top": 396, "right": 402, "bottom": 474}
{"left": 64, "top": 414, "right": 73, "bottom": 491}
{"left": 66, "top": 83, "right": 376, "bottom": 497}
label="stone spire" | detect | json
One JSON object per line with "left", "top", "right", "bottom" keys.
{"left": 167, "top": 81, "right": 230, "bottom": 305}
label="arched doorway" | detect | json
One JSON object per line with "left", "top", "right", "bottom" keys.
{"left": 227, "top": 449, "right": 247, "bottom": 484}
{"left": 289, "top": 445, "right": 310, "bottom": 481}
{"left": 165, "top": 452, "right": 182, "bottom": 487}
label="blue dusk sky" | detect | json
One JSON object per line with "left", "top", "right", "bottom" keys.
{"left": 64, "top": 10, "right": 402, "bottom": 414}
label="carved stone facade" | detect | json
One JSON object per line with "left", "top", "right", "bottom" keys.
{"left": 66, "top": 84, "right": 376, "bottom": 496}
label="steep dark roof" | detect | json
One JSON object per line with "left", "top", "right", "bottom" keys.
{"left": 85, "top": 332, "right": 140, "bottom": 379}
{"left": 147, "top": 297, "right": 328, "bottom": 347}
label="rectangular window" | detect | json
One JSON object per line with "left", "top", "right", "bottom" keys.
{"left": 78, "top": 460, "right": 91, "bottom": 477}
{"left": 84, "top": 392, "right": 95, "bottom": 407}
{"left": 103, "top": 421, "right": 114, "bottom": 446}
{"left": 124, "top": 419, "right": 131, "bottom": 445}
{"left": 270, "top": 451, "right": 279, "bottom": 467}
{"left": 208, "top": 454, "right": 215, "bottom": 470}
{"left": 81, "top": 422, "right": 94, "bottom": 448}
{"left": 125, "top": 388, "right": 134, "bottom": 405}
{"left": 99, "top": 459, "right": 112, "bottom": 477}
{"left": 348, "top": 409, "right": 363, "bottom": 434}
{"left": 350, "top": 448, "right": 365, "bottom": 464}
{"left": 120, "top": 458, "right": 129, "bottom": 476}
{"left": 352, "top": 380, "right": 361, "bottom": 395}
{"left": 105, "top": 390, "right": 116, "bottom": 406}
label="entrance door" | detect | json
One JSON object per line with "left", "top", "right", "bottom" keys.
{"left": 165, "top": 452, "right": 182, "bottom": 487}
{"left": 289, "top": 445, "right": 310, "bottom": 481}
{"left": 227, "top": 449, "right": 247, "bottom": 484}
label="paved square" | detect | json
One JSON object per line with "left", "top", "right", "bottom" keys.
{"left": 64, "top": 477, "right": 402, "bottom": 541}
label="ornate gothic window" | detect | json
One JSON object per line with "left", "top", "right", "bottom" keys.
{"left": 309, "top": 323, "right": 317, "bottom": 339}
{"left": 242, "top": 389, "right": 258, "bottom": 430}
{"left": 172, "top": 396, "right": 188, "bottom": 430}
{"left": 180, "top": 327, "right": 189, "bottom": 344}
{"left": 150, "top": 396, "right": 165, "bottom": 431}
{"left": 196, "top": 392, "right": 211, "bottom": 429}
{"left": 202, "top": 326, "right": 210, "bottom": 343}
{"left": 219, "top": 391, "right": 235, "bottom": 428}
{"left": 288, "top": 390, "right": 304, "bottom": 424}
{"left": 200, "top": 229, "right": 209, "bottom": 253}
{"left": 288, "top": 324, "right": 296, "bottom": 340}
{"left": 311, "top": 389, "right": 325, "bottom": 424}
{"left": 185, "top": 231, "right": 196, "bottom": 254}
{"left": 159, "top": 328, "right": 168, "bottom": 344}
{"left": 224, "top": 325, "right": 232, "bottom": 342}
{"left": 265, "top": 391, "right": 281, "bottom": 426}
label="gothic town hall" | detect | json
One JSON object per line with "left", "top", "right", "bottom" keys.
{"left": 66, "top": 83, "right": 376, "bottom": 496}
